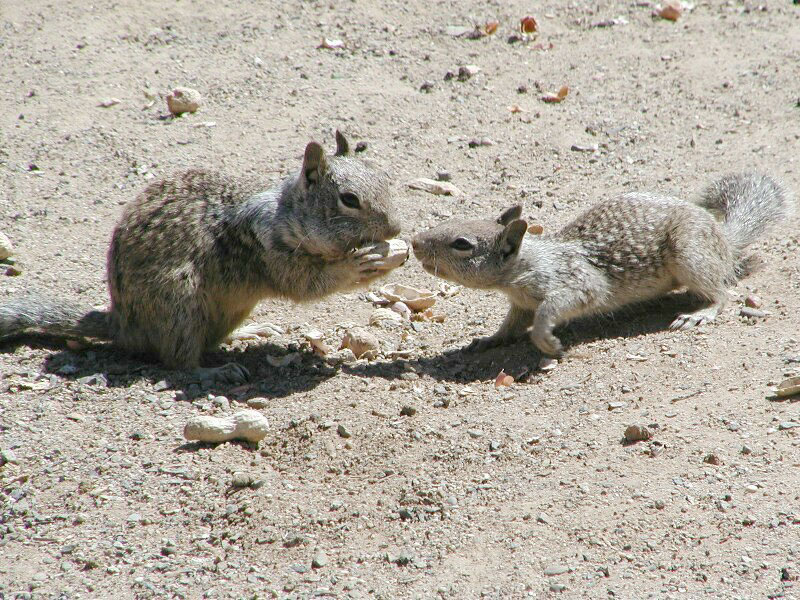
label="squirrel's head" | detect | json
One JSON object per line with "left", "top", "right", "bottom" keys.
{"left": 284, "top": 131, "right": 401, "bottom": 259}
{"left": 411, "top": 205, "right": 528, "bottom": 289}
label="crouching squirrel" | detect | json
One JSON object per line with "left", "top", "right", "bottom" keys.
{"left": 412, "top": 173, "right": 792, "bottom": 357}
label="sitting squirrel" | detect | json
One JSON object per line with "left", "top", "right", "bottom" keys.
{"left": 0, "top": 132, "right": 402, "bottom": 382}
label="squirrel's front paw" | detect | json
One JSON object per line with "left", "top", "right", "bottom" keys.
{"left": 350, "top": 247, "right": 394, "bottom": 283}
{"left": 531, "top": 331, "right": 564, "bottom": 358}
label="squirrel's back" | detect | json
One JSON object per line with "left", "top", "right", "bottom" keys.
{"left": 556, "top": 193, "right": 711, "bottom": 281}
{"left": 109, "top": 169, "right": 269, "bottom": 277}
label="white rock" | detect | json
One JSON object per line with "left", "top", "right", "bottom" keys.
{"left": 166, "top": 87, "right": 203, "bottom": 116}
{"left": 340, "top": 328, "right": 380, "bottom": 360}
{"left": 183, "top": 410, "right": 269, "bottom": 444}
{"left": 407, "top": 178, "right": 462, "bottom": 197}
{"left": 776, "top": 376, "right": 800, "bottom": 398}
{"left": 303, "top": 328, "right": 332, "bottom": 355}
{"left": 0, "top": 232, "right": 13, "bottom": 260}
{"left": 389, "top": 301, "right": 411, "bottom": 320}
{"left": 538, "top": 357, "right": 558, "bottom": 371}
{"left": 369, "top": 308, "right": 403, "bottom": 327}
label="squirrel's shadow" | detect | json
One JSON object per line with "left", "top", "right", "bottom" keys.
{"left": 15, "top": 292, "right": 712, "bottom": 396}
{"left": 26, "top": 339, "right": 334, "bottom": 400}
{"left": 348, "top": 293, "right": 709, "bottom": 384}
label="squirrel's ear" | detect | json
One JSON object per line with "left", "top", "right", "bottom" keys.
{"left": 499, "top": 219, "right": 527, "bottom": 259}
{"left": 302, "top": 141, "right": 328, "bottom": 185}
{"left": 497, "top": 205, "right": 523, "bottom": 226}
{"left": 334, "top": 130, "right": 351, "bottom": 156}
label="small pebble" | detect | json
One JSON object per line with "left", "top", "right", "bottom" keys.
{"left": 778, "top": 421, "right": 799, "bottom": 430}
{"left": 538, "top": 357, "right": 558, "bottom": 371}
{"left": 166, "top": 87, "right": 203, "bottom": 116}
{"left": 311, "top": 551, "right": 328, "bottom": 569}
{"left": 212, "top": 395, "right": 230, "bottom": 411}
{"left": 468, "top": 137, "right": 495, "bottom": 148}
{"left": 744, "top": 294, "right": 762, "bottom": 309}
{"left": 623, "top": 424, "right": 652, "bottom": 443}
{"left": 400, "top": 405, "right": 417, "bottom": 417}
{"left": 703, "top": 453, "right": 721, "bottom": 466}
{"left": 0, "top": 449, "right": 19, "bottom": 465}
{"left": 457, "top": 64, "right": 481, "bottom": 81}
{"left": 337, "top": 424, "right": 352, "bottom": 439}
{"left": 341, "top": 327, "right": 381, "bottom": 358}
{"left": 247, "top": 397, "right": 269, "bottom": 409}
{"left": 231, "top": 472, "right": 254, "bottom": 488}
{"left": 740, "top": 307, "right": 766, "bottom": 319}
{"left": 467, "top": 429, "right": 484, "bottom": 439}
{"left": 544, "top": 565, "right": 570, "bottom": 576}
{"left": 0, "top": 232, "right": 13, "bottom": 260}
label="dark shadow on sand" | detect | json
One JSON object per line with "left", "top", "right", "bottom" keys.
{"left": 345, "top": 292, "right": 709, "bottom": 384}
{"left": 2, "top": 292, "right": 712, "bottom": 399}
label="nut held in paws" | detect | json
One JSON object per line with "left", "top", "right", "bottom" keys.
{"left": 359, "top": 238, "right": 409, "bottom": 270}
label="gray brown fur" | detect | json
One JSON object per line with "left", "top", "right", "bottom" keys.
{"left": 0, "top": 132, "right": 400, "bottom": 369}
{"left": 412, "top": 173, "right": 792, "bottom": 357}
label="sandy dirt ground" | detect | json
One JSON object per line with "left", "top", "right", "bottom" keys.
{"left": 1, "top": 1, "right": 799, "bottom": 598}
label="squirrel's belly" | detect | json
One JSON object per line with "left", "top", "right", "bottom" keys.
{"left": 598, "top": 272, "right": 678, "bottom": 312}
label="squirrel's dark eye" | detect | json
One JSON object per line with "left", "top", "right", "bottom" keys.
{"left": 339, "top": 192, "right": 361, "bottom": 210}
{"left": 450, "top": 237, "right": 474, "bottom": 252}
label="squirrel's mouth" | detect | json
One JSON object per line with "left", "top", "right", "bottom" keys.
{"left": 421, "top": 261, "right": 447, "bottom": 278}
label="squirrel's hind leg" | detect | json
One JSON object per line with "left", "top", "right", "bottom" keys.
{"left": 667, "top": 225, "right": 734, "bottom": 330}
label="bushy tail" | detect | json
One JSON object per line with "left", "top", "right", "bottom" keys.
{"left": 0, "top": 295, "right": 111, "bottom": 342}
{"left": 697, "top": 173, "right": 793, "bottom": 255}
